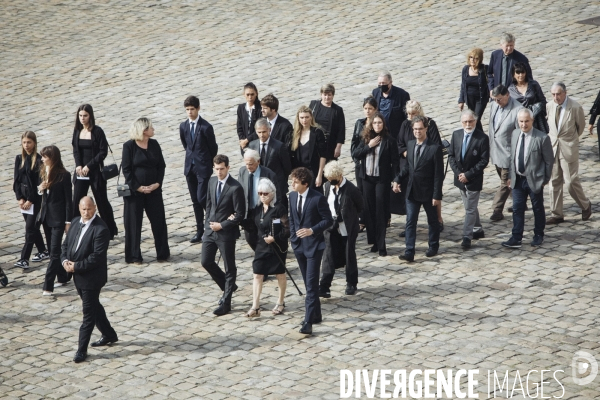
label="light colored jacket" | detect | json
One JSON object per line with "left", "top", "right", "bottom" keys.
{"left": 488, "top": 97, "right": 524, "bottom": 168}
{"left": 508, "top": 127, "right": 554, "bottom": 194}
{"left": 546, "top": 96, "right": 586, "bottom": 163}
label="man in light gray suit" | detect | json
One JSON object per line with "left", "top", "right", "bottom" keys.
{"left": 489, "top": 84, "right": 524, "bottom": 221}
{"left": 502, "top": 109, "right": 554, "bottom": 249}
{"left": 238, "top": 148, "right": 277, "bottom": 250}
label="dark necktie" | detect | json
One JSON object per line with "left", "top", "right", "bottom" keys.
{"left": 71, "top": 222, "right": 85, "bottom": 258}
{"left": 462, "top": 133, "right": 470, "bottom": 160}
{"left": 555, "top": 104, "right": 561, "bottom": 128}
{"left": 333, "top": 187, "right": 343, "bottom": 223}
{"left": 190, "top": 122, "right": 195, "bottom": 142}
{"left": 216, "top": 182, "right": 222, "bottom": 204}
{"left": 501, "top": 55, "right": 508, "bottom": 86}
{"left": 297, "top": 195, "right": 303, "bottom": 217}
{"left": 416, "top": 144, "right": 422, "bottom": 163}
{"left": 518, "top": 133, "right": 526, "bottom": 174}
{"left": 260, "top": 143, "right": 266, "bottom": 166}
{"left": 248, "top": 173, "right": 254, "bottom": 209}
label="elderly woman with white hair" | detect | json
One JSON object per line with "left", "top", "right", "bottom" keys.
{"left": 245, "top": 178, "right": 289, "bottom": 317}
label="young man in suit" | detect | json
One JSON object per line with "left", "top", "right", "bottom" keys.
{"left": 179, "top": 96, "right": 218, "bottom": 244}
{"left": 546, "top": 82, "right": 592, "bottom": 223}
{"left": 448, "top": 110, "right": 490, "bottom": 249}
{"left": 238, "top": 148, "right": 277, "bottom": 250}
{"left": 372, "top": 70, "right": 410, "bottom": 138}
{"left": 201, "top": 155, "right": 246, "bottom": 316}
{"left": 487, "top": 33, "right": 533, "bottom": 96}
{"left": 502, "top": 109, "right": 554, "bottom": 248}
{"left": 260, "top": 94, "right": 293, "bottom": 147}
{"left": 289, "top": 167, "right": 333, "bottom": 335}
{"left": 248, "top": 118, "right": 292, "bottom": 210}
{"left": 393, "top": 116, "right": 444, "bottom": 261}
{"left": 61, "top": 196, "right": 117, "bottom": 363}
{"left": 488, "top": 85, "right": 524, "bottom": 221}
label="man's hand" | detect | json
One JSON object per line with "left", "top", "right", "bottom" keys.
{"left": 81, "top": 166, "right": 89, "bottom": 176}
{"left": 458, "top": 103, "right": 464, "bottom": 111}
{"left": 458, "top": 173, "right": 469, "bottom": 183}
{"left": 209, "top": 222, "right": 222, "bottom": 232}
{"left": 432, "top": 199, "right": 441, "bottom": 207}
{"left": 239, "top": 139, "right": 249, "bottom": 148}
{"left": 392, "top": 182, "right": 401, "bottom": 193}
{"left": 75, "top": 166, "right": 83, "bottom": 177}
{"left": 296, "top": 228, "right": 313, "bottom": 238}
{"left": 507, "top": 179, "right": 511, "bottom": 188}
{"left": 63, "top": 261, "right": 75, "bottom": 273}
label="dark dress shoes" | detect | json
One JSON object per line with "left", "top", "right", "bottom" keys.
{"left": 501, "top": 237, "right": 522, "bottom": 248}
{"left": 318, "top": 290, "right": 331, "bottom": 298}
{"left": 91, "top": 336, "right": 118, "bottom": 347}
{"left": 190, "top": 232, "right": 203, "bottom": 243}
{"left": 472, "top": 231, "right": 485, "bottom": 240}
{"left": 73, "top": 352, "right": 87, "bottom": 363}
{"left": 213, "top": 303, "right": 231, "bottom": 316}
{"left": 545, "top": 216, "right": 564, "bottom": 224}
{"left": 369, "top": 245, "right": 378, "bottom": 253}
{"left": 345, "top": 285, "right": 357, "bottom": 295}
{"left": 582, "top": 203, "right": 592, "bottom": 221}
{"left": 425, "top": 247, "right": 438, "bottom": 257}
{"left": 490, "top": 211, "right": 504, "bottom": 221}
{"left": 218, "top": 284, "right": 238, "bottom": 305}
{"left": 398, "top": 230, "right": 406, "bottom": 238}
{"left": 378, "top": 250, "right": 387, "bottom": 257}
{"left": 530, "top": 235, "right": 544, "bottom": 247}
{"left": 399, "top": 253, "right": 414, "bottom": 262}
{"left": 461, "top": 237, "right": 472, "bottom": 249}
{"left": 299, "top": 322, "right": 313, "bottom": 335}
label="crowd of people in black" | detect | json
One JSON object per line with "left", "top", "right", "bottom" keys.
{"left": 4, "top": 33, "right": 600, "bottom": 357}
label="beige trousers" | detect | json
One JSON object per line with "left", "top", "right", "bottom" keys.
{"left": 549, "top": 150, "right": 590, "bottom": 218}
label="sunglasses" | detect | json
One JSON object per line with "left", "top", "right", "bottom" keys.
{"left": 258, "top": 192, "right": 271, "bottom": 196}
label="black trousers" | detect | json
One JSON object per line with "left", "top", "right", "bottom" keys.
{"left": 201, "top": 235, "right": 237, "bottom": 305}
{"left": 21, "top": 208, "right": 46, "bottom": 261}
{"left": 42, "top": 223, "right": 70, "bottom": 291}
{"left": 123, "top": 190, "right": 170, "bottom": 263}
{"left": 186, "top": 172, "right": 209, "bottom": 232}
{"left": 354, "top": 165, "right": 366, "bottom": 225}
{"left": 362, "top": 176, "right": 390, "bottom": 251}
{"left": 76, "top": 287, "right": 117, "bottom": 353}
{"left": 320, "top": 228, "right": 358, "bottom": 291}
{"left": 73, "top": 176, "right": 118, "bottom": 236}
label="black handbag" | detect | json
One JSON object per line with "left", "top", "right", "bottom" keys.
{"left": 101, "top": 143, "right": 119, "bottom": 180}
{"left": 116, "top": 165, "right": 131, "bottom": 197}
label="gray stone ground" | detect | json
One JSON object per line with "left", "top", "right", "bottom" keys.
{"left": 1, "top": 1, "right": 599, "bottom": 399}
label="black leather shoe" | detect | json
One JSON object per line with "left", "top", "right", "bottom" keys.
{"left": 399, "top": 253, "right": 414, "bottom": 262}
{"left": 213, "top": 303, "right": 231, "bottom": 316}
{"left": 299, "top": 322, "right": 313, "bottom": 335}
{"left": 398, "top": 230, "right": 406, "bottom": 238}
{"left": 73, "top": 352, "right": 87, "bottom": 363}
{"left": 473, "top": 231, "right": 485, "bottom": 240}
{"left": 369, "top": 244, "right": 378, "bottom": 253}
{"left": 378, "top": 250, "right": 387, "bottom": 256}
{"left": 345, "top": 285, "right": 357, "bottom": 295}
{"left": 461, "top": 237, "right": 472, "bottom": 249}
{"left": 91, "top": 336, "right": 118, "bottom": 347}
{"left": 218, "top": 283, "right": 239, "bottom": 305}
{"left": 190, "top": 232, "right": 202, "bottom": 243}
{"left": 490, "top": 211, "right": 504, "bottom": 221}
{"left": 319, "top": 290, "right": 331, "bottom": 298}
{"left": 425, "top": 247, "right": 438, "bottom": 257}
{"left": 530, "top": 235, "right": 544, "bottom": 247}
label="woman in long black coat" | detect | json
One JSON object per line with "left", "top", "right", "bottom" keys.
{"left": 508, "top": 62, "right": 549, "bottom": 133}
{"left": 458, "top": 47, "right": 489, "bottom": 131}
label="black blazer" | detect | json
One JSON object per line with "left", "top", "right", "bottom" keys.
{"left": 397, "top": 118, "right": 442, "bottom": 174}
{"left": 372, "top": 85, "right": 411, "bottom": 138}
{"left": 290, "top": 127, "right": 327, "bottom": 179}
{"left": 14, "top": 154, "right": 42, "bottom": 204}
{"left": 487, "top": 49, "right": 533, "bottom": 91}
{"left": 352, "top": 134, "right": 399, "bottom": 184}
{"left": 309, "top": 100, "right": 346, "bottom": 160}
{"left": 395, "top": 140, "right": 444, "bottom": 202}
{"left": 288, "top": 189, "right": 333, "bottom": 258}
{"left": 204, "top": 175, "right": 246, "bottom": 242}
{"left": 458, "top": 64, "right": 490, "bottom": 117}
{"left": 236, "top": 99, "right": 262, "bottom": 142}
{"left": 248, "top": 137, "right": 292, "bottom": 193}
{"left": 590, "top": 89, "right": 600, "bottom": 126}
{"left": 72, "top": 126, "right": 109, "bottom": 172}
{"left": 270, "top": 114, "right": 294, "bottom": 147}
{"left": 323, "top": 180, "right": 363, "bottom": 237}
{"left": 61, "top": 216, "right": 110, "bottom": 290}
{"left": 238, "top": 165, "right": 277, "bottom": 219}
{"left": 448, "top": 128, "right": 490, "bottom": 192}
{"left": 39, "top": 171, "right": 73, "bottom": 227}
{"left": 179, "top": 116, "right": 218, "bottom": 178}
{"left": 122, "top": 139, "right": 166, "bottom": 194}
{"left": 351, "top": 118, "right": 367, "bottom": 167}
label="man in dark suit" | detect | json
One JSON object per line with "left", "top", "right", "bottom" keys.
{"left": 201, "top": 155, "right": 246, "bottom": 316}
{"left": 289, "top": 167, "right": 333, "bottom": 335}
{"left": 448, "top": 110, "right": 490, "bottom": 249}
{"left": 61, "top": 196, "right": 117, "bottom": 363}
{"left": 487, "top": 33, "right": 533, "bottom": 96}
{"left": 238, "top": 148, "right": 277, "bottom": 250}
{"left": 260, "top": 93, "right": 294, "bottom": 146}
{"left": 248, "top": 118, "right": 292, "bottom": 210}
{"left": 393, "top": 116, "right": 444, "bottom": 261}
{"left": 319, "top": 161, "right": 363, "bottom": 297}
{"left": 372, "top": 70, "right": 410, "bottom": 138}
{"left": 502, "top": 109, "right": 554, "bottom": 248}
{"left": 180, "top": 95, "right": 218, "bottom": 244}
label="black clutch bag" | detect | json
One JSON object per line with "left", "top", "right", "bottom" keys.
{"left": 116, "top": 165, "right": 131, "bottom": 197}
{"left": 100, "top": 143, "right": 119, "bottom": 180}
{"left": 441, "top": 139, "right": 451, "bottom": 156}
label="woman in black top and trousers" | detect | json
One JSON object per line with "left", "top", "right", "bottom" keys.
{"left": 13, "top": 131, "right": 47, "bottom": 269}
{"left": 458, "top": 48, "right": 489, "bottom": 131}
{"left": 236, "top": 82, "right": 262, "bottom": 155}
{"left": 290, "top": 105, "right": 327, "bottom": 194}
{"left": 122, "top": 117, "right": 170, "bottom": 264}
{"left": 352, "top": 112, "right": 399, "bottom": 256}
{"left": 71, "top": 104, "right": 118, "bottom": 238}
{"left": 38, "top": 145, "right": 73, "bottom": 295}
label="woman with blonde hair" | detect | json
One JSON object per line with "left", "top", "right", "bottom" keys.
{"left": 458, "top": 47, "right": 489, "bottom": 131}
{"left": 289, "top": 105, "right": 327, "bottom": 193}
{"left": 121, "top": 117, "right": 170, "bottom": 264}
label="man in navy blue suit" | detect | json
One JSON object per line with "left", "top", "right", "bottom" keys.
{"left": 487, "top": 33, "right": 533, "bottom": 97}
{"left": 288, "top": 167, "right": 333, "bottom": 335}
{"left": 180, "top": 96, "right": 218, "bottom": 244}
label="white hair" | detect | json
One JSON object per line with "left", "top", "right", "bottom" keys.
{"left": 243, "top": 148, "right": 261, "bottom": 162}
{"left": 257, "top": 178, "right": 277, "bottom": 205}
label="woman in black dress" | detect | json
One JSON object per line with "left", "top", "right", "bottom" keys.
{"left": 71, "top": 104, "right": 118, "bottom": 238}
{"left": 122, "top": 117, "right": 170, "bottom": 264}
{"left": 508, "top": 62, "right": 549, "bottom": 133}
{"left": 290, "top": 105, "right": 327, "bottom": 194}
{"left": 458, "top": 47, "right": 489, "bottom": 131}
{"left": 38, "top": 145, "right": 73, "bottom": 295}
{"left": 13, "top": 131, "right": 47, "bottom": 269}
{"left": 245, "top": 178, "right": 289, "bottom": 317}
{"left": 352, "top": 112, "right": 399, "bottom": 256}
{"left": 236, "top": 82, "right": 262, "bottom": 154}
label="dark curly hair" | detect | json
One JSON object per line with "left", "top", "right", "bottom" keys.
{"left": 290, "top": 167, "right": 313, "bottom": 187}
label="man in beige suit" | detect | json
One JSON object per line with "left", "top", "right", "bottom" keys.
{"left": 546, "top": 82, "right": 592, "bottom": 223}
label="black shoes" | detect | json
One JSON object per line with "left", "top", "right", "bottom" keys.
{"left": 345, "top": 285, "right": 357, "bottom": 295}
{"left": 0, "top": 267, "right": 8, "bottom": 287}
{"left": 398, "top": 231, "right": 406, "bottom": 238}
{"left": 190, "top": 232, "right": 202, "bottom": 243}
{"left": 318, "top": 290, "right": 331, "bottom": 298}
{"left": 378, "top": 250, "right": 387, "bottom": 257}
{"left": 73, "top": 352, "right": 87, "bottom": 363}
{"left": 369, "top": 245, "right": 378, "bottom": 253}
{"left": 399, "top": 253, "right": 414, "bottom": 262}
{"left": 299, "top": 322, "right": 313, "bottom": 335}
{"left": 218, "top": 284, "right": 238, "bottom": 306}
{"left": 91, "top": 336, "right": 118, "bottom": 347}
{"left": 490, "top": 211, "right": 504, "bottom": 221}
{"left": 473, "top": 231, "right": 485, "bottom": 240}
{"left": 530, "top": 235, "right": 544, "bottom": 247}
{"left": 425, "top": 247, "right": 438, "bottom": 257}
{"left": 213, "top": 303, "right": 231, "bottom": 316}
{"left": 461, "top": 237, "right": 472, "bottom": 249}
{"left": 501, "top": 237, "right": 522, "bottom": 248}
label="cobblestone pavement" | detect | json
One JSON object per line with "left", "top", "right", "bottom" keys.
{"left": 1, "top": 1, "right": 599, "bottom": 399}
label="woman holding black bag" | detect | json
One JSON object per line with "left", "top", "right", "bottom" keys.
{"left": 71, "top": 104, "right": 118, "bottom": 239}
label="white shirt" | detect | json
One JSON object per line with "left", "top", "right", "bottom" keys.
{"left": 515, "top": 130, "right": 533, "bottom": 175}
{"left": 267, "top": 114, "right": 279, "bottom": 131}
{"left": 296, "top": 189, "right": 308, "bottom": 213}
{"left": 188, "top": 115, "right": 200, "bottom": 130}
{"left": 556, "top": 95, "right": 568, "bottom": 130}
{"left": 245, "top": 103, "right": 254, "bottom": 125}
{"left": 327, "top": 178, "right": 347, "bottom": 236}
{"left": 76, "top": 214, "right": 97, "bottom": 251}
{"left": 259, "top": 137, "right": 271, "bottom": 159}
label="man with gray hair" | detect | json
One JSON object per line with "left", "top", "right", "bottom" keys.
{"left": 546, "top": 82, "right": 592, "bottom": 223}
{"left": 487, "top": 33, "right": 533, "bottom": 96}
{"left": 372, "top": 70, "right": 410, "bottom": 138}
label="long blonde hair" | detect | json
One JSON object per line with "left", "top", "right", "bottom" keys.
{"left": 291, "top": 105, "right": 319, "bottom": 151}
{"left": 20, "top": 131, "right": 38, "bottom": 170}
